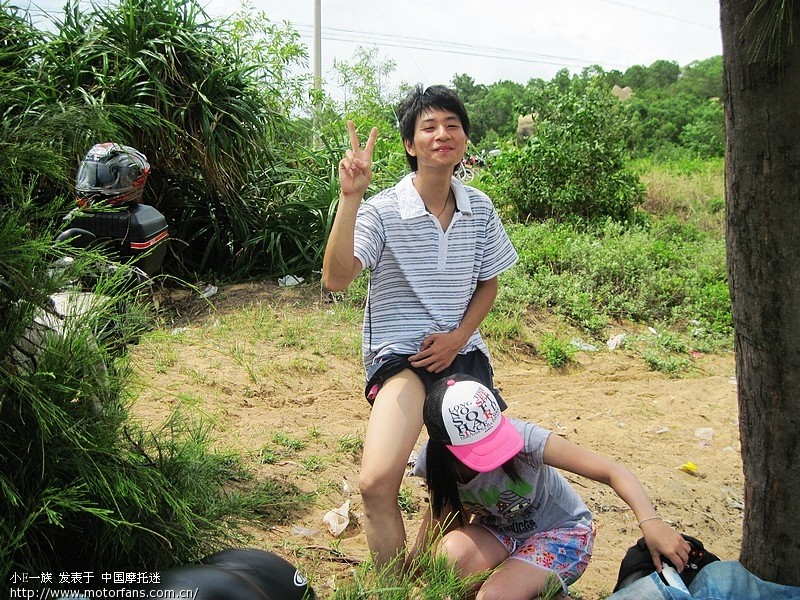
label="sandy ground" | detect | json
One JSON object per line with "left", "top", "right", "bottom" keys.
{"left": 130, "top": 281, "right": 743, "bottom": 599}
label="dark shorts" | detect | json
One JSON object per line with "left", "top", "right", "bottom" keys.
{"left": 364, "top": 350, "right": 507, "bottom": 410}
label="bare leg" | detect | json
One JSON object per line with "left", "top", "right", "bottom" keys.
{"left": 436, "top": 524, "right": 509, "bottom": 598}
{"left": 437, "top": 525, "right": 568, "bottom": 600}
{"left": 358, "top": 369, "right": 425, "bottom": 570}
{"left": 477, "top": 558, "right": 567, "bottom": 600}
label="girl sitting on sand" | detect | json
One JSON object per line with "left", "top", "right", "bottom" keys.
{"left": 409, "top": 373, "right": 690, "bottom": 600}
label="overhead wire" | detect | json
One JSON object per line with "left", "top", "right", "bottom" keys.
{"left": 21, "top": 0, "right": 720, "bottom": 81}
{"left": 291, "top": 24, "right": 624, "bottom": 71}
{"left": 593, "top": 0, "right": 718, "bottom": 29}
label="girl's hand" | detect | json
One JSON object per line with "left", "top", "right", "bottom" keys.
{"left": 339, "top": 121, "right": 378, "bottom": 198}
{"left": 640, "top": 519, "right": 692, "bottom": 573}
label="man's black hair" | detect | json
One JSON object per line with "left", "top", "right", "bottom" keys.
{"left": 397, "top": 84, "right": 471, "bottom": 172}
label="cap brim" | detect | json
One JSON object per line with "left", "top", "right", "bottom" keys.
{"left": 447, "top": 416, "right": 523, "bottom": 472}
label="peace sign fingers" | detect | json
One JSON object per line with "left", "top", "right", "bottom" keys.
{"left": 347, "top": 120, "right": 378, "bottom": 162}
{"left": 347, "top": 120, "right": 361, "bottom": 152}
{"left": 340, "top": 121, "right": 379, "bottom": 197}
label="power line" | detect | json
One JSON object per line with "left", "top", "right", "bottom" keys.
{"left": 291, "top": 24, "right": 624, "bottom": 71}
{"left": 21, "top": 1, "right": 719, "bottom": 80}
{"left": 363, "top": 0, "right": 429, "bottom": 83}
{"left": 593, "top": 0, "right": 718, "bottom": 29}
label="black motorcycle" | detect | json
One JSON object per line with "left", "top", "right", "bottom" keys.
{"left": 5, "top": 143, "right": 169, "bottom": 376}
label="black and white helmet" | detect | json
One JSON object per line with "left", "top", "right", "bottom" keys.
{"left": 75, "top": 143, "right": 150, "bottom": 207}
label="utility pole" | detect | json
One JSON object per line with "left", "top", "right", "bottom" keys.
{"left": 313, "top": 0, "right": 322, "bottom": 112}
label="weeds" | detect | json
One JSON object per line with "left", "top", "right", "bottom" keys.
{"left": 272, "top": 431, "right": 307, "bottom": 451}
{"left": 539, "top": 334, "right": 577, "bottom": 369}
{"left": 397, "top": 486, "right": 419, "bottom": 515}
{"left": 339, "top": 433, "right": 365, "bottom": 457}
{"left": 328, "top": 537, "right": 566, "bottom": 600}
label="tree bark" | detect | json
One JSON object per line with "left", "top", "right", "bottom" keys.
{"left": 721, "top": 0, "right": 800, "bottom": 585}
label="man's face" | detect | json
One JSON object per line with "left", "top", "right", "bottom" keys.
{"left": 405, "top": 109, "right": 468, "bottom": 172}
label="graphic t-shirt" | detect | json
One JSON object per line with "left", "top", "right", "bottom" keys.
{"left": 413, "top": 419, "right": 592, "bottom": 539}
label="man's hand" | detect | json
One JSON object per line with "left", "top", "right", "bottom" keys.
{"left": 409, "top": 331, "right": 467, "bottom": 373}
{"left": 339, "top": 120, "right": 378, "bottom": 198}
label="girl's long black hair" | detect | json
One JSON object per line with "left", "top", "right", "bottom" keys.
{"left": 424, "top": 438, "right": 528, "bottom": 527}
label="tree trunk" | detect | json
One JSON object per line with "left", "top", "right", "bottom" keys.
{"left": 721, "top": 0, "right": 800, "bottom": 585}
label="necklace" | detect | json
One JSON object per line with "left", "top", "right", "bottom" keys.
{"left": 429, "top": 190, "right": 452, "bottom": 218}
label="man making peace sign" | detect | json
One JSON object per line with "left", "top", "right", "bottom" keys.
{"left": 322, "top": 84, "right": 518, "bottom": 570}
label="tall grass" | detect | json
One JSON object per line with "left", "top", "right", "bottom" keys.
{"left": 635, "top": 157, "right": 725, "bottom": 232}
{"left": 501, "top": 216, "right": 729, "bottom": 338}
{"left": 328, "top": 549, "right": 565, "bottom": 600}
{"left": 11, "top": 0, "right": 321, "bottom": 279}
{"left": 0, "top": 198, "right": 311, "bottom": 595}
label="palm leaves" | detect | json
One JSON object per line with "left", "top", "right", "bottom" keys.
{"left": 28, "top": 0, "right": 320, "bottom": 277}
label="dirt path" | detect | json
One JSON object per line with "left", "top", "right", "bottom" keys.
{"left": 130, "top": 282, "right": 743, "bottom": 599}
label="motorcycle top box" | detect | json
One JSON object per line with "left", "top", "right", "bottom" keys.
{"left": 62, "top": 203, "right": 168, "bottom": 276}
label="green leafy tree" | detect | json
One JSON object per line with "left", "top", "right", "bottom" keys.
{"left": 674, "top": 56, "right": 724, "bottom": 99}
{"left": 486, "top": 75, "right": 643, "bottom": 223}
{"left": 622, "top": 60, "right": 680, "bottom": 96}
{"left": 469, "top": 80, "right": 525, "bottom": 144}
{"left": 451, "top": 72, "right": 487, "bottom": 106}
{"left": 620, "top": 56, "right": 723, "bottom": 158}
{"left": 643, "top": 59, "right": 681, "bottom": 89}
{"left": 679, "top": 98, "right": 725, "bottom": 157}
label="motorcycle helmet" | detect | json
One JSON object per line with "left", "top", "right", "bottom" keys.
{"left": 75, "top": 142, "right": 150, "bottom": 207}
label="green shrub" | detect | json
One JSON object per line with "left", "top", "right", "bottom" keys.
{"left": 504, "top": 216, "right": 730, "bottom": 340}
{"left": 485, "top": 77, "right": 644, "bottom": 223}
{"left": 0, "top": 205, "right": 302, "bottom": 592}
{"left": 539, "top": 334, "right": 576, "bottom": 368}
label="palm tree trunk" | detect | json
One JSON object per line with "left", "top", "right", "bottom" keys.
{"left": 721, "top": 0, "right": 800, "bottom": 584}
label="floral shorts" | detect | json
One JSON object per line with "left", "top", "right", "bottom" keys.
{"left": 481, "top": 521, "right": 596, "bottom": 591}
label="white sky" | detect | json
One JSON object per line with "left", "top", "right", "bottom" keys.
{"left": 23, "top": 0, "right": 722, "bottom": 93}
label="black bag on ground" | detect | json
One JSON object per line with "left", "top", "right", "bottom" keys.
{"left": 613, "top": 534, "right": 720, "bottom": 592}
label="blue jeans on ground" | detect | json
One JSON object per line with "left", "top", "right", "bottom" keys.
{"left": 606, "top": 561, "right": 800, "bottom": 600}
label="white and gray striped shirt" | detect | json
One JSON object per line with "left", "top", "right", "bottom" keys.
{"left": 354, "top": 173, "right": 518, "bottom": 368}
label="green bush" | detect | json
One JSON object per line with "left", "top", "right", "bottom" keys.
{"left": 485, "top": 77, "right": 644, "bottom": 223}
{"left": 0, "top": 204, "right": 303, "bottom": 592}
{"left": 17, "top": 0, "right": 319, "bottom": 279}
{"left": 539, "top": 334, "right": 576, "bottom": 368}
{"left": 503, "top": 217, "right": 730, "bottom": 340}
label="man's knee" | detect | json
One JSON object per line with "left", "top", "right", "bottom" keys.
{"left": 358, "top": 467, "right": 400, "bottom": 503}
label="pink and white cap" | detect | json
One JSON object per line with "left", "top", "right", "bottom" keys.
{"left": 435, "top": 377, "right": 523, "bottom": 472}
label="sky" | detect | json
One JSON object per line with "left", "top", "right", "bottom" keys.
{"left": 23, "top": 0, "right": 722, "bottom": 94}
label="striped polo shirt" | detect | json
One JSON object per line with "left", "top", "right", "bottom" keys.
{"left": 353, "top": 172, "right": 518, "bottom": 368}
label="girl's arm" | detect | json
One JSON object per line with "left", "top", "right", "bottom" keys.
{"left": 543, "top": 432, "right": 691, "bottom": 573}
{"left": 405, "top": 504, "right": 459, "bottom": 573}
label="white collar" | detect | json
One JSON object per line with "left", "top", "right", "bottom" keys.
{"left": 395, "top": 172, "right": 473, "bottom": 220}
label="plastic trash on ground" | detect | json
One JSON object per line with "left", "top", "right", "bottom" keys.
{"left": 199, "top": 284, "right": 218, "bottom": 299}
{"left": 291, "top": 525, "right": 320, "bottom": 538}
{"left": 322, "top": 498, "right": 350, "bottom": 537}
{"left": 278, "top": 275, "right": 304, "bottom": 287}
{"left": 571, "top": 338, "right": 598, "bottom": 352}
{"left": 695, "top": 428, "right": 715, "bottom": 442}
{"left": 607, "top": 333, "right": 626, "bottom": 350}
